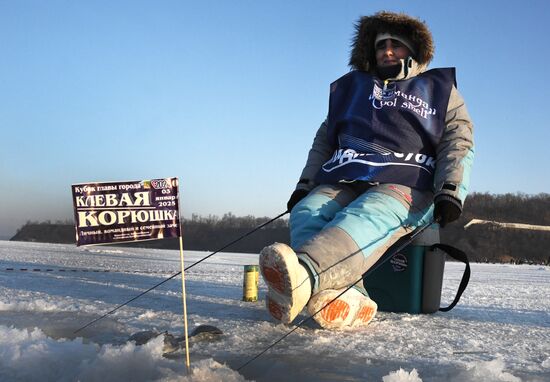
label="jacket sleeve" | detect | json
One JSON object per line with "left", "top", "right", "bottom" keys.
{"left": 434, "top": 85, "right": 475, "bottom": 204}
{"left": 295, "top": 119, "right": 334, "bottom": 191}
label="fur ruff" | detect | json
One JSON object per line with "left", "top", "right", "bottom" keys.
{"left": 349, "top": 11, "right": 434, "bottom": 72}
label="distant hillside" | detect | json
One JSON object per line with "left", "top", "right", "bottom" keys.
{"left": 11, "top": 214, "right": 290, "bottom": 254}
{"left": 11, "top": 222, "right": 75, "bottom": 244}
{"left": 440, "top": 192, "right": 550, "bottom": 264}
{"left": 10, "top": 193, "right": 550, "bottom": 264}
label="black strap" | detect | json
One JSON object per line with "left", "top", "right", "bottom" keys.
{"left": 430, "top": 243, "right": 471, "bottom": 312}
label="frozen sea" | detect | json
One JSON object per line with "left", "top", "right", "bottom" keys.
{"left": 0, "top": 240, "right": 549, "bottom": 382}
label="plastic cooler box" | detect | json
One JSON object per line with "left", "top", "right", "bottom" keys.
{"left": 363, "top": 225, "right": 444, "bottom": 314}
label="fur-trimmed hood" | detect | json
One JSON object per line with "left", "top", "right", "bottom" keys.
{"left": 349, "top": 11, "right": 434, "bottom": 73}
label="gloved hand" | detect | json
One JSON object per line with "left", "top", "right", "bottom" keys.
{"left": 433, "top": 195, "right": 462, "bottom": 228}
{"left": 287, "top": 189, "right": 310, "bottom": 212}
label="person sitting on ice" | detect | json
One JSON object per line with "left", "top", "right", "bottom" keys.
{"left": 259, "top": 11, "right": 474, "bottom": 329}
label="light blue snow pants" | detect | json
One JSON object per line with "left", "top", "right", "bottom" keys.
{"left": 290, "top": 183, "right": 434, "bottom": 292}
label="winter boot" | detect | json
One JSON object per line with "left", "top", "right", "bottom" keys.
{"left": 259, "top": 243, "right": 312, "bottom": 323}
{"left": 307, "top": 287, "right": 377, "bottom": 329}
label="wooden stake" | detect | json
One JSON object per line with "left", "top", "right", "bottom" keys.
{"left": 179, "top": 235, "right": 191, "bottom": 370}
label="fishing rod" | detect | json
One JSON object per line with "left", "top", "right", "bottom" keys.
{"left": 237, "top": 220, "right": 436, "bottom": 371}
{"left": 74, "top": 210, "right": 289, "bottom": 334}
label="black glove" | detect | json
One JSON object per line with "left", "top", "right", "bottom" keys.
{"left": 433, "top": 195, "right": 462, "bottom": 228}
{"left": 287, "top": 189, "right": 310, "bottom": 212}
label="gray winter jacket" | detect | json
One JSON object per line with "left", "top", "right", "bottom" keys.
{"left": 294, "top": 12, "right": 474, "bottom": 205}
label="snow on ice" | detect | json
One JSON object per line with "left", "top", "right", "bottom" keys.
{"left": 0, "top": 240, "right": 549, "bottom": 381}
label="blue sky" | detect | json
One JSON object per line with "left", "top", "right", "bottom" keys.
{"left": 1, "top": 0, "right": 549, "bottom": 239}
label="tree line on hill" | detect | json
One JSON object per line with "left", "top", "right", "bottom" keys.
{"left": 440, "top": 192, "right": 550, "bottom": 264}
{"left": 9, "top": 193, "right": 550, "bottom": 265}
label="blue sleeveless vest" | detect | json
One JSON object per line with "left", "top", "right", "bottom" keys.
{"left": 315, "top": 68, "right": 455, "bottom": 190}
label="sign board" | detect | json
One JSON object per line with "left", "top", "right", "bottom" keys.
{"left": 72, "top": 178, "right": 180, "bottom": 246}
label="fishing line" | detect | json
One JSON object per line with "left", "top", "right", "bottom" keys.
{"left": 237, "top": 220, "right": 436, "bottom": 371}
{"left": 74, "top": 210, "right": 288, "bottom": 334}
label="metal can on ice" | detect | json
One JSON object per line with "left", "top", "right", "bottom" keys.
{"left": 243, "top": 265, "right": 259, "bottom": 302}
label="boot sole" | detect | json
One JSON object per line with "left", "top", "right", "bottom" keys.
{"left": 309, "top": 289, "right": 377, "bottom": 329}
{"left": 260, "top": 243, "right": 310, "bottom": 323}
{"left": 260, "top": 244, "right": 295, "bottom": 296}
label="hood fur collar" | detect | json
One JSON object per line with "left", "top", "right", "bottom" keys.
{"left": 349, "top": 11, "right": 434, "bottom": 73}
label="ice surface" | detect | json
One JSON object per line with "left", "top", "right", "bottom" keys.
{"left": 1, "top": 241, "right": 549, "bottom": 381}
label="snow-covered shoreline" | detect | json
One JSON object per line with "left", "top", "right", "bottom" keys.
{"left": 1, "top": 240, "right": 549, "bottom": 381}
